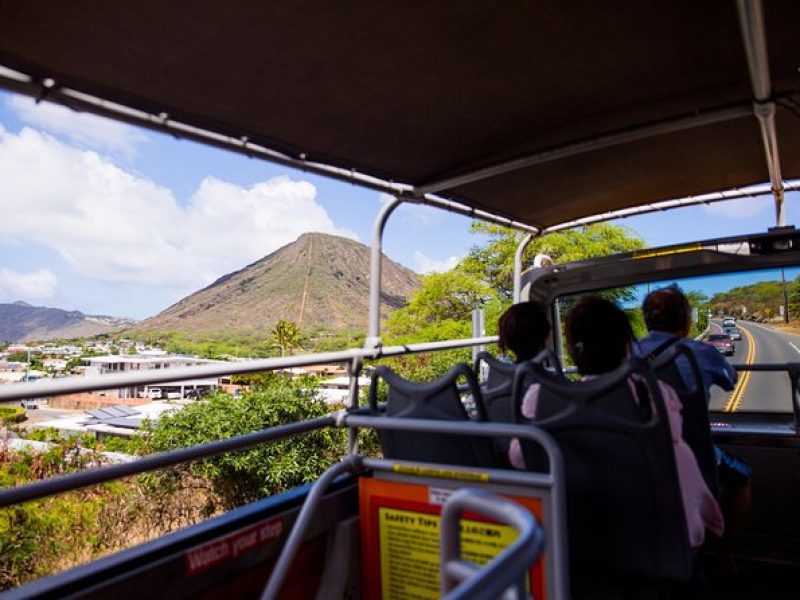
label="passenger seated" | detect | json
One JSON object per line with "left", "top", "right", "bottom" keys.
{"left": 510, "top": 296, "right": 724, "bottom": 547}
{"left": 639, "top": 285, "right": 737, "bottom": 392}
{"left": 639, "top": 286, "right": 751, "bottom": 569}
{"left": 498, "top": 301, "right": 551, "bottom": 363}
{"left": 479, "top": 301, "right": 552, "bottom": 462}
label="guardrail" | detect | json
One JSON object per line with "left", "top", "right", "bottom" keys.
{"left": 0, "top": 336, "right": 499, "bottom": 403}
{"left": 0, "top": 414, "right": 570, "bottom": 600}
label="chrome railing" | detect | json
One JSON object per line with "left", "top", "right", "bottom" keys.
{"left": 441, "top": 489, "right": 545, "bottom": 600}
{"left": 0, "top": 336, "right": 498, "bottom": 403}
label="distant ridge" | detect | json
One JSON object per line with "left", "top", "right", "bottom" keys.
{"left": 135, "top": 232, "right": 420, "bottom": 335}
{"left": 0, "top": 303, "right": 136, "bottom": 342}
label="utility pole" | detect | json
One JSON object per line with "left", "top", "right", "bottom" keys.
{"left": 781, "top": 267, "right": 790, "bottom": 323}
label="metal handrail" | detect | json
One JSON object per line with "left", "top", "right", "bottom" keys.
{"left": 260, "top": 455, "right": 363, "bottom": 599}
{"left": 440, "top": 489, "right": 545, "bottom": 600}
{"left": 0, "top": 336, "right": 498, "bottom": 403}
{"left": 0, "top": 415, "right": 570, "bottom": 599}
{"left": 728, "top": 362, "right": 800, "bottom": 429}
{"left": 0, "top": 415, "right": 336, "bottom": 507}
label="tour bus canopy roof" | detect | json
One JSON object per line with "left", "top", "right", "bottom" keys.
{"left": 1, "top": 1, "right": 800, "bottom": 230}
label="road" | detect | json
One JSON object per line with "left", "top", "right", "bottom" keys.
{"left": 707, "top": 320, "right": 799, "bottom": 413}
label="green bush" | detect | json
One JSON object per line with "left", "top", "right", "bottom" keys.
{"left": 0, "top": 407, "right": 25, "bottom": 425}
{"left": 149, "top": 376, "right": 345, "bottom": 510}
{"left": 0, "top": 439, "right": 210, "bottom": 589}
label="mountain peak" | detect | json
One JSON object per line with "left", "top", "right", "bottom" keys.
{"left": 137, "top": 233, "right": 419, "bottom": 335}
{"left": 0, "top": 302, "right": 131, "bottom": 342}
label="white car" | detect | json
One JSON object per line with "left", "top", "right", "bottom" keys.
{"left": 722, "top": 317, "right": 736, "bottom": 327}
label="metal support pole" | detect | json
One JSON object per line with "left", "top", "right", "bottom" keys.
{"left": 346, "top": 355, "right": 363, "bottom": 455}
{"left": 470, "top": 309, "right": 486, "bottom": 364}
{"left": 781, "top": 267, "right": 790, "bottom": 323}
{"left": 737, "top": 0, "right": 786, "bottom": 226}
{"left": 366, "top": 196, "right": 403, "bottom": 349}
{"left": 512, "top": 234, "right": 533, "bottom": 304}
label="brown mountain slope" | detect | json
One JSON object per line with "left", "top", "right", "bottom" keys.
{"left": 0, "top": 302, "right": 136, "bottom": 342}
{"left": 135, "top": 232, "right": 419, "bottom": 335}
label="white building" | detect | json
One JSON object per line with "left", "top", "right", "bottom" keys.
{"left": 84, "top": 355, "right": 222, "bottom": 399}
{"left": 318, "top": 375, "right": 371, "bottom": 406}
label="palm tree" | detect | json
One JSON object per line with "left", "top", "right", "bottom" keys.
{"left": 272, "top": 320, "right": 302, "bottom": 356}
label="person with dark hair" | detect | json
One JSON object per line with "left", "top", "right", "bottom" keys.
{"left": 639, "top": 285, "right": 737, "bottom": 391}
{"left": 497, "top": 301, "right": 551, "bottom": 363}
{"left": 510, "top": 296, "right": 724, "bottom": 547}
{"left": 640, "top": 285, "right": 750, "bottom": 573}
{"left": 564, "top": 295, "right": 634, "bottom": 375}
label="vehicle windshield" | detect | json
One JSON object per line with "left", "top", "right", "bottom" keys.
{"left": 556, "top": 265, "right": 800, "bottom": 414}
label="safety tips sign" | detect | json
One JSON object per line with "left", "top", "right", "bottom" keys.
{"left": 378, "top": 507, "right": 520, "bottom": 599}
{"left": 360, "top": 477, "right": 545, "bottom": 600}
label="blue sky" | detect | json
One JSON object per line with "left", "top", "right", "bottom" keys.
{"left": 0, "top": 89, "right": 797, "bottom": 319}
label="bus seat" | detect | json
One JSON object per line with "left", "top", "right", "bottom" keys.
{"left": 651, "top": 342, "right": 719, "bottom": 496}
{"left": 476, "top": 349, "right": 565, "bottom": 424}
{"left": 513, "top": 358, "right": 693, "bottom": 584}
{"left": 367, "top": 364, "right": 496, "bottom": 468}
{"left": 477, "top": 350, "right": 565, "bottom": 467}
{"left": 474, "top": 351, "right": 517, "bottom": 423}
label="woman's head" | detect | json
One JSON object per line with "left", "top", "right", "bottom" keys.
{"left": 498, "top": 301, "right": 551, "bottom": 362}
{"left": 565, "top": 296, "right": 634, "bottom": 375}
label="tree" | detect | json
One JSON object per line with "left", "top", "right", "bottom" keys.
{"left": 149, "top": 376, "right": 345, "bottom": 510}
{"left": 272, "top": 320, "right": 302, "bottom": 356}
{"left": 381, "top": 221, "right": 646, "bottom": 380}
{"left": 5, "top": 351, "right": 27, "bottom": 363}
{"left": 460, "top": 222, "right": 646, "bottom": 299}
{"left": 385, "top": 271, "right": 501, "bottom": 339}
{"left": 684, "top": 290, "right": 709, "bottom": 337}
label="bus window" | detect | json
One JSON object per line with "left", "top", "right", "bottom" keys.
{"left": 554, "top": 266, "right": 800, "bottom": 414}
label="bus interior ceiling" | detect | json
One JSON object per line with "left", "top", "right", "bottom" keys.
{"left": 1, "top": 0, "right": 800, "bottom": 598}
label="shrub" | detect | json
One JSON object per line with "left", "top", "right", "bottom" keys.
{"left": 149, "top": 375, "right": 345, "bottom": 510}
{"left": 0, "top": 407, "right": 25, "bottom": 425}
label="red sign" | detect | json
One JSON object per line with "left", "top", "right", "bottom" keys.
{"left": 185, "top": 517, "right": 284, "bottom": 576}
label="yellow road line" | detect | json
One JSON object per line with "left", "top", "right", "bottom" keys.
{"left": 724, "top": 324, "right": 756, "bottom": 412}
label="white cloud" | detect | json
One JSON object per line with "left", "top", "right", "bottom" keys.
{"left": 412, "top": 251, "right": 461, "bottom": 274}
{"left": 701, "top": 197, "right": 769, "bottom": 219}
{"left": 0, "top": 268, "right": 57, "bottom": 301}
{"left": 8, "top": 95, "right": 146, "bottom": 160}
{"left": 0, "top": 126, "right": 354, "bottom": 294}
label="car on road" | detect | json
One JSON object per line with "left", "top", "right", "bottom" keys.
{"left": 708, "top": 333, "right": 735, "bottom": 355}
{"left": 725, "top": 326, "right": 742, "bottom": 340}
{"left": 723, "top": 316, "right": 736, "bottom": 327}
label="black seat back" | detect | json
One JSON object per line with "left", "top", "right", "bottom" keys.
{"left": 651, "top": 342, "right": 718, "bottom": 495}
{"left": 476, "top": 351, "right": 566, "bottom": 467}
{"left": 368, "top": 364, "right": 496, "bottom": 468}
{"left": 474, "top": 351, "right": 517, "bottom": 424}
{"left": 476, "top": 349, "right": 565, "bottom": 424}
{"left": 513, "top": 358, "right": 692, "bottom": 582}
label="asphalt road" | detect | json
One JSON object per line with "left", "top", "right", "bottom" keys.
{"left": 707, "top": 320, "right": 797, "bottom": 413}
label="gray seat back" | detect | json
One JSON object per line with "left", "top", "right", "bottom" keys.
{"left": 513, "top": 358, "right": 692, "bottom": 582}
{"left": 651, "top": 342, "right": 719, "bottom": 496}
{"left": 368, "top": 364, "right": 496, "bottom": 468}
